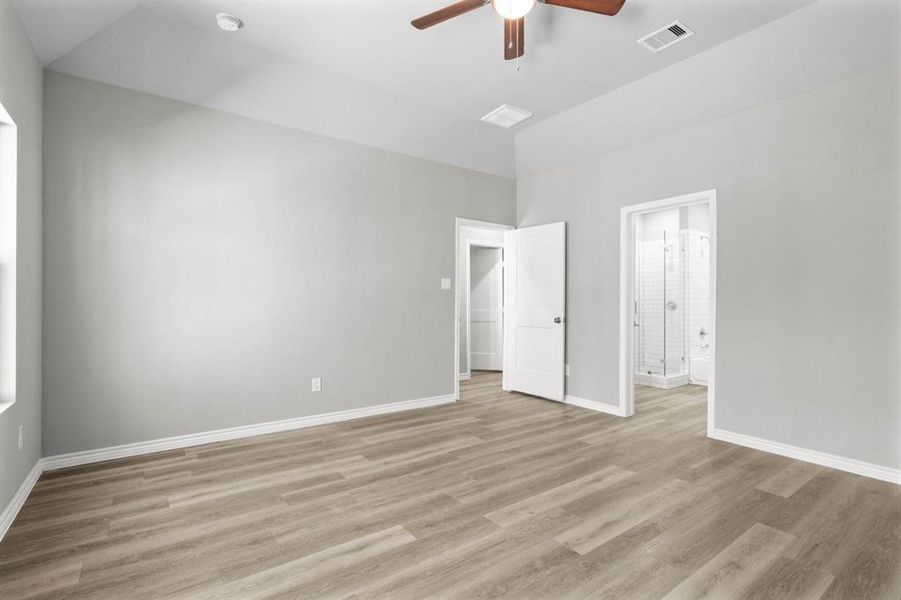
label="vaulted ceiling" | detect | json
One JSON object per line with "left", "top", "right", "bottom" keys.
{"left": 15, "top": 0, "right": 812, "bottom": 177}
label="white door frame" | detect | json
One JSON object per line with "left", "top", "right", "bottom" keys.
{"left": 465, "top": 240, "right": 504, "bottom": 376}
{"left": 455, "top": 218, "right": 514, "bottom": 400}
{"left": 0, "top": 102, "right": 17, "bottom": 416}
{"left": 619, "top": 190, "right": 717, "bottom": 434}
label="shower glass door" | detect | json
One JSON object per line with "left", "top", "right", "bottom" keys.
{"left": 663, "top": 230, "right": 685, "bottom": 376}
{"left": 636, "top": 230, "right": 664, "bottom": 375}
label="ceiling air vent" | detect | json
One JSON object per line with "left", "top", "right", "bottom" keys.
{"left": 638, "top": 21, "right": 694, "bottom": 54}
{"left": 481, "top": 104, "right": 533, "bottom": 130}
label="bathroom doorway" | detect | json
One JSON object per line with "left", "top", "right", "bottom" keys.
{"left": 619, "top": 190, "right": 716, "bottom": 433}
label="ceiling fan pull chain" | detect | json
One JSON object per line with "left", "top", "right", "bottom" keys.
{"left": 515, "top": 24, "right": 521, "bottom": 70}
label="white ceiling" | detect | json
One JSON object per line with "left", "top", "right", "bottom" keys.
{"left": 14, "top": 0, "right": 812, "bottom": 177}
{"left": 516, "top": 1, "right": 900, "bottom": 176}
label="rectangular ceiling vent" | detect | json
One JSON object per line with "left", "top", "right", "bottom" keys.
{"left": 638, "top": 21, "right": 694, "bottom": 54}
{"left": 481, "top": 104, "right": 533, "bottom": 130}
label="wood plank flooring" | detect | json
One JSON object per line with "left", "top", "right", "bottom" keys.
{"left": 1, "top": 372, "right": 899, "bottom": 599}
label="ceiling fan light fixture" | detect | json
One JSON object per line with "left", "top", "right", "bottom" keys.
{"left": 491, "top": 0, "right": 536, "bottom": 20}
{"left": 215, "top": 12, "right": 244, "bottom": 33}
{"left": 411, "top": 0, "right": 625, "bottom": 60}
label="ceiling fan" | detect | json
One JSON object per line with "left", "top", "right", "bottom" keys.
{"left": 411, "top": 0, "right": 626, "bottom": 60}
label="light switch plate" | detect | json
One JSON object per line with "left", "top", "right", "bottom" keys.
{"left": 311, "top": 378, "right": 322, "bottom": 393}
{"left": 440, "top": 278, "right": 451, "bottom": 290}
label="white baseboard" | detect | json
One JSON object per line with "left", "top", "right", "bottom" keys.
{"left": 710, "top": 428, "right": 901, "bottom": 485}
{"left": 564, "top": 394, "right": 628, "bottom": 417}
{"left": 8, "top": 398, "right": 896, "bottom": 544}
{"left": 2, "top": 393, "right": 455, "bottom": 540}
{"left": 458, "top": 373, "right": 471, "bottom": 381}
{"left": 42, "top": 393, "right": 456, "bottom": 472}
{"left": 0, "top": 459, "right": 43, "bottom": 541}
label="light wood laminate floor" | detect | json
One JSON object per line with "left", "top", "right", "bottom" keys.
{"left": 1, "top": 372, "right": 899, "bottom": 599}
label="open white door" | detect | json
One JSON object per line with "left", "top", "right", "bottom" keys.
{"left": 503, "top": 222, "right": 566, "bottom": 401}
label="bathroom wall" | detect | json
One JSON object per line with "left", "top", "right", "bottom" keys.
{"left": 681, "top": 205, "right": 711, "bottom": 375}
{"left": 684, "top": 233, "right": 711, "bottom": 368}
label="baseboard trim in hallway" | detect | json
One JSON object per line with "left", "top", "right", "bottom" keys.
{"left": 710, "top": 428, "right": 901, "bottom": 485}
{"left": 41, "top": 393, "right": 457, "bottom": 472}
{"left": 0, "top": 460, "right": 42, "bottom": 542}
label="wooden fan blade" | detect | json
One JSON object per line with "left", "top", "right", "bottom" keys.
{"left": 411, "top": 0, "right": 487, "bottom": 29}
{"left": 504, "top": 17, "right": 524, "bottom": 60}
{"left": 542, "top": 0, "right": 625, "bottom": 16}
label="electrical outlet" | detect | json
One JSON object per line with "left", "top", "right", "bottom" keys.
{"left": 311, "top": 377, "right": 322, "bottom": 393}
{"left": 440, "top": 278, "right": 451, "bottom": 290}
{"left": 565, "top": 364, "right": 570, "bottom": 377}
{"left": 17, "top": 424, "right": 23, "bottom": 451}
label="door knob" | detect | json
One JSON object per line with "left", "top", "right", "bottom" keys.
{"left": 554, "top": 317, "right": 565, "bottom": 324}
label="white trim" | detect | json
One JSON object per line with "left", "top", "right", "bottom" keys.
{"left": 564, "top": 395, "right": 628, "bottom": 417}
{"left": 711, "top": 428, "right": 901, "bottom": 486}
{"left": 454, "top": 218, "right": 513, "bottom": 400}
{"left": 619, "top": 189, "right": 717, "bottom": 430}
{"left": 502, "top": 228, "right": 512, "bottom": 391}
{"left": 0, "top": 459, "right": 42, "bottom": 541}
{"left": 4, "top": 404, "right": 897, "bottom": 544}
{"left": 42, "top": 394, "right": 455, "bottom": 471}
{"left": 0, "top": 105, "right": 17, "bottom": 415}
{"left": 458, "top": 372, "right": 471, "bottom": 381}
{"left": 1, "top": 393, "right": 456, "bottom": 539}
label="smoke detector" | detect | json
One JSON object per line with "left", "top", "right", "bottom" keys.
{"left": 216, "top": 13, "right": 244, "bottom": 32}
{"left": 638, "top": 21, "right": 693, "bottom": 53}
{"left": 481, "top": 104, "right": 533, "bottom": 130}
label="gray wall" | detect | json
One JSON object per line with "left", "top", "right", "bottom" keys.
{"left": 518, "top": 66, "right": 900, "bottom": 470}
{"left": 0, "top": 3, "right": 43, "bottom": 508}
{"left": 43, "top": 72, "right": 515, "bottom": 456}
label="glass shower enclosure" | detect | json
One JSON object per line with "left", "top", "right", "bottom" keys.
{"left": 633, "top": 205, "right": 711, "bottom": 390}
{"left": 633, "top": 230, "right": 688, "bottom": 385}
{"left": 634, "top": 228, "right": 689, "bottom": 388}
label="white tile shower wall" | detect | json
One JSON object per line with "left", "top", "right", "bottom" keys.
{"left": 636, "top": 230, "right": 685, "bottom": 376}
{"left": 636, "top": 228, "right": 708, "bottom": 382}
{"left": 685, "top": 230, "right": 710, "bottom": 364}
{"left": 664, "top": 233, "right": 684, "bottom": 374}
{"left": 637, "top": 233, "right": 665, "bottom": 374}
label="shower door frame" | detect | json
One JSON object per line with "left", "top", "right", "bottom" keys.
{"left": 619, "top": 190, "right": 717, "bottom": 435}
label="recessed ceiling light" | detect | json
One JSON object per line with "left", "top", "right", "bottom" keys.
{"left": 481, "top": 104, "right": 533, "bottom": 130}
{"left": 216, "top": 12, "right": 243, "bottom": 33}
